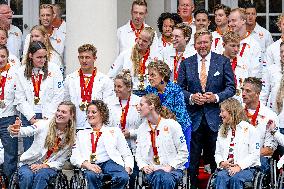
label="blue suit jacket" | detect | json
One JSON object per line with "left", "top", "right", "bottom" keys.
{"left": 177, "top": 52, "right": 236, "bottom": 132}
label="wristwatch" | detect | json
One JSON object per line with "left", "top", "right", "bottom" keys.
{"left": 271, "top": 127, "right": 278, "bottom": 136}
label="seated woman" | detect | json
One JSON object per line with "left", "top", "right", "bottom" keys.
{"left": 70, "top": 100, "right": 133, "bottom": 189}
{"left": 136, "top": 93, "right": 188, "bottom": 189}
{"left": 215, "top": 98, "right": 261, "bottom": 188}
{"left": 8, "top": 101, "right": 76, "bottom": 189}
{"left": 145, "top": 60, "right": 191, "bottom": 166}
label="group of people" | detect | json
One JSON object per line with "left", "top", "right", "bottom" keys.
{"left": 1, "top": 0, "right": 284, "bottom": 189}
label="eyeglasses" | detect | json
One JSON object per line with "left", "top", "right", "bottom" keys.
{"left": 0, "top": 10, "right": 14, "bottom": 15}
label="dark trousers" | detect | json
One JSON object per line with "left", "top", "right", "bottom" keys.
{"left": 189, "top": 115, "right": 218, "bottom": 189}
{"left": 0, "top": 116, "right": 18, "bottom": 179}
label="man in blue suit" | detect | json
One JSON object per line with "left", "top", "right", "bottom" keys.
{"left": 177, "top": 29, "right": 235, "bottom": 189}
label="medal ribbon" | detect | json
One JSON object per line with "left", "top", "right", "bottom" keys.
{"left": 148, "top": 116, "right": 161, "bottom": 158}
{"left": 119, "top": 97, "right": 131, "bottom": 130}
{"left": 79, "top": 68, "right": 97, "bottom": 103}
{"left": 130, "top": 20, "right": 144, "bottom": 41}
{"left": 91, "top": 130, "right": 102, "bottom": 154}
{"left": 45, "top": 136, "right": 61, "bottom": 161}
{"left": 245, "top": 101, "right": 260, "bottom": 126}
{"left": 214, "top": 38, "right": 220, "bottom": 49}
{"left": 162, "top": 35, "right": 171, "bottom": 47}
{"left": 140, "top": 49, "right": 150, "bottom": 75}
{"left": 231, "top": 57, "right": 238, "bottom": 87}
{"left": 0, "top": 64, "right": 10, "bottom": 100}
{"left": 31, "top": 73, "right": 43, "bottom": 99}
{"left": 174, "top": 50, "right": 185, "bottom": 82}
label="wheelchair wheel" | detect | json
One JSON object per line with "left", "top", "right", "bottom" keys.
{"left": 277, "top": 172, "right": 284, "bottom": 189}
{"left": 48, "top": 171, "right": 69, "bottom": 189}
{"left": 254, "top": 171, "right": 265, "bottom": 189}
{"left": 70, "top": 169, "right": 88, "bottom": 189}
{"left": 8, "top": 171, "right": 19, "bottom": 189}
{"left": 206, "top": 173, "right": 217, "bottom": 189}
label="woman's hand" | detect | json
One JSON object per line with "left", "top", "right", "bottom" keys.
{"left": 8, "top": 124, "right": 20, "bottom": 136}
{"left": 160, "top": 165, "right": 173, "bottom": 172}
{"left": 30, "top": 164, "right": 49, "bottom": 172}
{"left": 220, "top": 159, "right": 234, "bottom": 169}
{"left": 143, "top": 165, "right": 154, "bottom": 174}
{"left": 82, "top": 161, "right": 102, "bottom": 173}
{"left": 228, "top": 164, "right": 241, "bottom": 176}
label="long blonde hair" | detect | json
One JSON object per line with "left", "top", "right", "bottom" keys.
{"left": 219, "top": 98, "right": 248, "bottom": 137}
{"left": 131, "top": 27, "right": 155, "bottom": 76}
{"left": 44, "top": 101, "right": 76, "bottom": 149}
{"left": 276, "top": 42, "right": 284, "bottom": 114}
{"left": 33, "top": 25, "right": 56, "bottom": 57}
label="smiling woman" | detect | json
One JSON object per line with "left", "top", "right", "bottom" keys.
{"left": 8, "top": 101, "right": 76, "bottom": 189}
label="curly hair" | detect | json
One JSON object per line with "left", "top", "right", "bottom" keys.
{"left": 0, "top": 27, "right": 8, "bottom": 38}
{"left": 277, "top": 14, "right": 284, "bottom": 32}
{"left": 144, "top": 93, "right": 176, "bottom": 120}
{"left": 214, "top": 4, "right": 231, "bottom": 16}
{"left": 24, "top": 41, "right": 49, "bottom": 80}
{"left": 174, "top": 23, "right": 192, "bottom": 43}
{"left": 87, "top": 100, "right": 109, "bottom": 125}
{"left": 114, "top": 69, "right": 133, "bottom": 89}
{"left": 222, "top": 31, "right": 241, "bottom": 44}
{"left": 157, "top": 12, "right": 183, "bottom": 34}
{"left": 219, "top": 98, "right": 248, "bottom": 138}
{"left": 276, "top": 42, "right": 284, "bottom": 114}
{"left": 147, "top": 60, "right": 171, "bottom": 82}
{"left": 44, "top": 101, "right": 76, "bottom": 150}
{"left": 78, "top": 44, "right": 97, "bottom": 57}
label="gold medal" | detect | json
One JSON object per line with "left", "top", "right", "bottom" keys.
{"left": 0, "top": 100, "right": 5, "bottom": 109}
{"left": 34, "top": 97, "right": 40, "bottom": 105}
{"left": 79, "top": 102, "right": 87, "bottom": 111}
{"left": 90, "top": 153, "right": 96, "bottom": 163}
{"left": 153, "top": 155, "right": 160, "bottom": 165}
{"left": 236, "top": 89, "right": 241, "bottom": 96}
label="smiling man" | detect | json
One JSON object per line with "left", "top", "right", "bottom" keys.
{"left": 0, "top": 4, "right": 22, "bottom": 59}
{"left": 64, "top": 44, "right": 113, "bottom": 129}
{"left": 177, "top": 29, "right": 235, "bottom": 189}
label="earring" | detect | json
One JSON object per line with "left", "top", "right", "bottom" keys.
{"left": 160, "top": 80, "right": 164, "bottom": 85}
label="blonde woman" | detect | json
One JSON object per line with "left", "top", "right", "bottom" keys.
{"left": 108, "top": 27, "right": 161, "bottom": 96}
{"left": 8, "top": 101, "right": 76, "bottom": 189}
{"left": 22, "top": 25, "right": 63, "bottom": 74}
{"left": 215, "top": 98, "right": 260, "bottom": 188}
{"left": 136, "top": 94, "right": 188, "bottom": 189}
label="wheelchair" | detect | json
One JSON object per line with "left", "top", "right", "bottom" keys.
{"left": 9, "top": 169, "right": 69, "bottom": 189}
{"left": 0, "top": 168, "right": 8, "bottom": 189}
{"left": 69, "top": 168, "right": 113, "bottom": 189}
{"left": 206, "top": 158, "right": 278, "bottom": 189}
{"left": 136, "top": 169, "right": 189, "bottom": 189}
